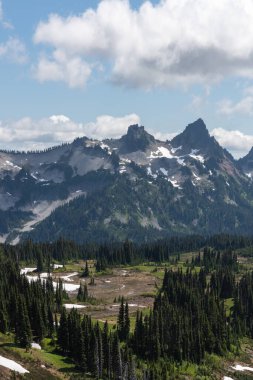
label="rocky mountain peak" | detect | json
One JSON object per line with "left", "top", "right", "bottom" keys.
{"left": 243, "top": 146, "right": 253, "bottom": 159}
{"left": 238, "top": 146, "right": 253, "bottom": 171}
{"left": 119, "top": 124, "right": 155, "bottom": 153}
{"left": 170, "top": 118, "right": 212, "bottom": 152}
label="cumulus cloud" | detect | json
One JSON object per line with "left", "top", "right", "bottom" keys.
{"left": 0, "top": 37, "right": 27, "bottom": 64}
{"left": 33, "top": 0, "right": 253, "bottom": 88}
{"left": 1, "top": 113, "right": 253, "bottom": 158}
{"left": 0, "top": 2, "right": 26, "bottom": 64}
{"left": 211, "top": 128, "right": 253, "bottom": 158}
{"left": 152, "top": 131, "right": 177, "bottom": 141}
{"left": 34, "top": 51, "right": 91, "bottom": 88}
{"left": 217, "top": 96, "right": 253, "bottom": 115}
{"left": 0, "top": 113, "right": 140, "bottom": 151}
{"left": 84, "top": 114, "right": 140, "bottom": 139}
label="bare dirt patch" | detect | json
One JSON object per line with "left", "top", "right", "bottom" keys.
{"left": 53, "top": 267, "right": 160, "bottom": 320}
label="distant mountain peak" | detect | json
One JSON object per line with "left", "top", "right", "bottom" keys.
{"left": 245, "top": 146, "right": 253, "bottom": 158}
{"left": 238, "top": 146, "right": 253, "bottom": 171}
{"left": 171, "top": 119, "right": 211, "bottom": 151}
{"left": 127, "top": 124, "right": 144, "bottom": 133}
{"left": 184, "top": 118, "right": 209, "bottom": 136}
{"left": 119, "top": 124, "right": 155, "bottom": 153}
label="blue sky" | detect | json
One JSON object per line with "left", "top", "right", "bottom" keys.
{"left": 1, "top": 0, "right": 253, "bottom": 157}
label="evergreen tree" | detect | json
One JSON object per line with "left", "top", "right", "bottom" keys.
{"left": 77, "top": 283, "right": 88, "bottom": 302}
{"left": 118, "top": 299, "right": 125, "bottom": 341}
{"left": 36, "top": 250, "right": 44, "bottom": 273}
{"left": 112, "top": 333, "right": 122, "bottom": 379}
{"left": 124, "top": 302, "right": 130, "bottom": 341}
{"left": 58, "top": 307, "right": 69, "bottom": 353}
{"left": 82, "top": 261, "right": 90, "bottom": 278}
{"left": 15, "top": 297, "right": 32, "bottom": 349}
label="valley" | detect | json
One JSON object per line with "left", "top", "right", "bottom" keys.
{"left": 2, "top": 238, "right": 253, "bottom": 379}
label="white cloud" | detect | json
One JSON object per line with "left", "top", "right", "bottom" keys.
{"left": 84, "top": 114, "right": 140, "bottom": 139}
{"left": 188, "top": 95, "right": 208, "bottom": 111}
{"left": 34, "top": 50, "right": 91, "bottom": 88}
{"left": 0, "top": 37, "right": 27, "bottom": 64}
{"left": 153, "top": 131, "right": 177, "bottom": 141}
{"left": 244, "top": 86, "right": 253, "bottom": 95}
{"left": 0, "top": 113, "right": 140, "bottom": 151}
{"left": 0, "top": 3, "right": 26, "bottom": 64}
{"left": 1, "top": 113, "right": 253, "bottom": 159}
{"left": 211, "top": 128, "right": 253, "bottom": 158}
{"left": 33, "top": 0, "right": 253, "bottom": 88}
{"left": 0, "top": 0, "right": 13, "bottom": 29}
{"left": 217, "top": 96, "right": 253, "bottom": 115}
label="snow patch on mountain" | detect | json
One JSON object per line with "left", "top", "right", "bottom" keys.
{"left": 160, "top": 168, "right": 168, "bottom": 176}
{"left": 147, "top": 167, "right": 157, "bottom": 179}
{"left": 149, "top": 146, "right": 173, "bottom": 159}
{"left": 168, "top": 178, "right": 181, "bottom": 188}
{"left": 8, "top": 191, "right": 86, "bottom": 244}
{"left": 193, "top": 173, "right": 201, "bottom": 181}
{"left": 5, "top": 160, "right": 21, "bottom": 170}
{"left": 176, "top": 157, "right": 185, "bottom": 165}
{"left": 189, "top": 150, "right": 205, "bottom": 164}
{"left": 171, "top": 146, "right": 182, "bottom": 154}
{"left": 100, "top": 142, "right": 112, "bottom": 154}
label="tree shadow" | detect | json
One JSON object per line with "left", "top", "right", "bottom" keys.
{"left": 0, "top": 342, "right": 17, "bottom": 348}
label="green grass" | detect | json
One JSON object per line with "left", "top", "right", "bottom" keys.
{"left": 0, "top": 333, "right": 77, "bottom": 378}
{"left": 93, "top": 306, "right": 151, "bottom": 333}
{"left": 40, "top": 350, "right": 75, "bottom": 371}
{"left": 94, "top": 269, "right": 113, "bottom": 277}
{"left": 126, "top": 263, "right": 166, "bottom": 279}
{"left": 224, "top": 298, "right": 234, "bottom": 316}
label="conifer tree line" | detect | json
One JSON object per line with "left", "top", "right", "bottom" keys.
{"left": 57, "top": 308, "right": 137, "bottom": 379}
{"left": 133, "top": 268, "right": 233, "bottom": 365}
{"left": 2, "top": 233, "right": 252, "bottom": 268}
{"left": 53, "top": 249, "right": 253, "bottom": 378}
{"left": 0, "top": 253, "right": 66, "bottom": 349}
{"left": 192, "top": 247, "right": 238, "bottom": 272}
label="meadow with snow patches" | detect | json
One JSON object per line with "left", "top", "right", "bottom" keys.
{"left": 2, "top": 237, "right": 253, "bottom": 378}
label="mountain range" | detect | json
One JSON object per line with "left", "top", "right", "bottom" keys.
{"left": 1, "top": 118, "right": 253, "bottom": 244}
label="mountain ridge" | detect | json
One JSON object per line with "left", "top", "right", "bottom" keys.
{"left": 1, "top": 118, "right": 253, "bottom": 244}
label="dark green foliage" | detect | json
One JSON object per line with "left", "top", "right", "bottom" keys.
{"left": 36, "top": 250, "right": 44, "bottom": 272}
{"left": 3, "top": 234, "right": 252, "bottom": 270}
{"left": 81, "top": 261, "right": 89, "bottom": 278}
{"left": 0, "top": 254, "right": 58, "bottom": 348}
{"left": 148, "top": 269, "right": 231, "bottom": 362}
{"left": 117, "top": 300, "right": 130, "bottom": 341}
{"left": 15, "top": 296, "right": 32, "bottom": 349}
{"left": 77, "top": 283, "right": 88, "bottom": 302}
